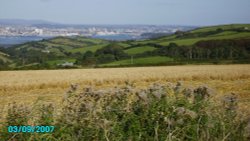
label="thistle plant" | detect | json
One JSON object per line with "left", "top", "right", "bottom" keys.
{"left": 0, "top": 82, "right": 249, "bottom": 141}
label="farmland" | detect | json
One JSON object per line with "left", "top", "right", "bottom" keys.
{"left": 1, "top": 24, "right": 250, "bottom": 70}
{"left": 157, "top": 32, "right": 250, "bottom": 46}
{"left": 0, "top": 64, "right": 250, "bottom": 140}
{"left": 124, "top": 46, "right": 157, "bottom": 55}
{"left": 0, "top": 65, "right": 249, "bottom": 107}
{"left": 0, "top": 24, "right": 250, "bottom": 140}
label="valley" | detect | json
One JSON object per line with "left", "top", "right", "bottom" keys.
{"left": 0, "top": 24, "right": 250, "bottom": 70}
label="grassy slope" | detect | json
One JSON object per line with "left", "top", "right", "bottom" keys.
{"left": 116, "top": 42, "right": 132, "bottom": 48}
{"left": 0, "top": 51, "right": 11, "bottom": 63}
{"left": 158, "top": 32, "right": 250, "bottom": 46}
{"left": 69, "top": 44, "right": 108, "bottom": 53}
{"left": 103, "top": 24, "right": 250, "bottom": 66}
{"left": 12, "top": 36, "right": 110, "bottom": 65}
{"left": 7, "top": 24, "right": 250, "bottom": 68}
{"left": 0, "top": 55, "right": 9, "bottom": 62}
{"left": 191, "top": 24, "right": 250, "bottom": 33}
{"left": 135, "top": 24, "right": 250, "bottom": 46}
{"left": 47, "top": 59, "right": 76, "bottom": 65}
{"left": 15, "top": 36, "right": 110, "bottom": 55}
{"left": 124, "top": 46, "right": 157, "bottom": 55}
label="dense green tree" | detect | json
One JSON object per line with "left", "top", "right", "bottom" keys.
{"left": 97, "top": 54, "right": 115, "bottom": 64}
{"left": 80, "top": 51, "right": 96, "bottom": 66}
{"left": 153, "top": 39, "right": 250, "bottom": 61}
{"left": 95, "top": 44, "right": 128, "bottom": 63}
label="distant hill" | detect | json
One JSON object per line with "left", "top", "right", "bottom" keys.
{"left": 191, "top": 24, "right": 250, "bottom": 33}
{"left": 0, "top": 24, "right": 250, "bottom": 70}
{"left": 0, "top": 19, "right": 58, "bottom": 26}
{"left": 132, "top": 24, "right": 250, "bottom": 46}
{"left": 0, "top": 50, "right": 11, "bottom": 69}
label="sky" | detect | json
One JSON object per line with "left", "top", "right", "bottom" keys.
{"left": 0, "top": 0, "right": 250, "bottom": 26}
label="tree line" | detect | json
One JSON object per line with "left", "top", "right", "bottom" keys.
{"left": 1, "top": 38, "right": 250, "bottom": 69}
{"left": 76, "top": 38, "right": 250, "bottom": 66}
{"left": 155, "top": 39, "right": 250, "bottom": 60}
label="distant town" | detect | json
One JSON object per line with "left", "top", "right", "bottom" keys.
{"left": 0, "top": 22, "right": 195, "bottom": 38}
{"left": 0, "top": 19, "right": 196, "bottom": 45}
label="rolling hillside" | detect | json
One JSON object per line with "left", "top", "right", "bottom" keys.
{"left": 0, "top": 36, "right": 111, "bottom": 69}
{"left": 0, "top": 24, "right": 250, "bottom": 69}
{"left": 133, "top": 24, "right": 250, "bottom": 46}
{"left": 0, "top": 51, "right": 11, "bottom": 63}
{"left": 14, "top": 36, "right": 110, "bottom": 56}
{"left": 190, "top": 24, "right": 250, "bottom": 33}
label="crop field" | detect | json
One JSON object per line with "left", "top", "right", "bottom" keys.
{"left": 0, "top": 65, "right": 249, "bottom": 106}
{"left": 1, "top": 65, "right": 250, "bottom": 140}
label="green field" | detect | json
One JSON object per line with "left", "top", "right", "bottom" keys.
{"left": 101, "top": 56, "right": 174, "bottom": 66}
{"left": 48, "top": 48, "right": 66, "bottom": 56}
{"left": 0, "top": 51, "right": 11, "bottom": 63}
{"left": 48, "top": 38, "right": 87, "bottom": 47}
{"left": 1, "top": 24, "right": 250, "bottom": 69}
{"left": 135, "top": 35, "right": 177, "bottom": 45}
{"left": 158, "top": 32, "right": 250, "bottom": 46}
{"left": 15, "top": 36, "right": 110, "bottom": 54}
{"left": 117, "top": 42, "right": 132, "bottom": 48}
{"left": 46, "top": 59, "right": 76, "bottom": 65}
{"left": 208, "top": 31, "right": 237, "bottom": 37}
{"left": 191, "top": 24, "right": 250, "bottom": 33}
{"left": 124, "top": 46, "right": 156, "bottom": 55}
{"left": 74, "top": 36, "right": 107, "bottom": 44}
{"left": 69, "top": 44, "right": 108, "bottom": 53}
{"left": 46, "top": 36, "right": 107, "bottom": 47}
{"left": 0, "top": 55, "right": 10, "bottom": 63}
{"left": 134, "top": 24, "right": 250, "bottom": 46}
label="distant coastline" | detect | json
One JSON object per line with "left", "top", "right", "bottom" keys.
{"left": 0, "top": 34, "right": 140, "bottom": 46}
{"left": 92, "top": 34, "right": 138, "bottom": 41}
{"left": 0, "top": 36, "right": 51, "bottom": 46}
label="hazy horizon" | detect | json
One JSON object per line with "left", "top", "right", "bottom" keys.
{"left": 0, "top": 0, "right": 250, "bottom": 26}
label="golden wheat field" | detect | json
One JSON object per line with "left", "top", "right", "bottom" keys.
{"left": 0, "top": 64, "right": 250, "bottom": 113}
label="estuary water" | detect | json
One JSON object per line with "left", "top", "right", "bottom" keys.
{"left": 0, "top": 36, "right": 51, "bottom": 46}
{"left": 0, "top": 34, "right": 139, "bottom": 47}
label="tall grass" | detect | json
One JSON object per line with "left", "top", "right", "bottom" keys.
{"left": 1, "top": 82, "right": 249, "bottom": 140}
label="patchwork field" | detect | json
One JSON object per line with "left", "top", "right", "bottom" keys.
{"left": 1, "top": 24, "right": 250, "bottom": 70}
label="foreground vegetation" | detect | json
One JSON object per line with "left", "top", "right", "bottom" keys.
{"left": 0, "top": 65, "right": 250, "bottom": 140}
{"left": 0, "top": 24, "right": 250, "bottom": 70}
{"left": 1, "top": 81, "right": 250, "bottom": 140}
